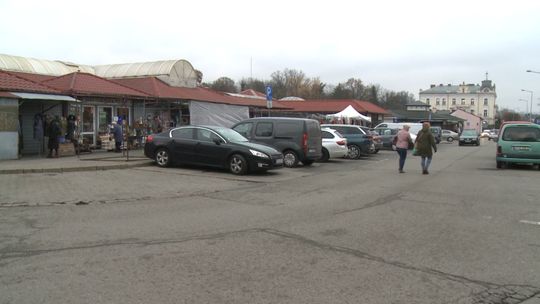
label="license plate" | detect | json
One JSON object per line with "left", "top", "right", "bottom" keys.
{"left": 276, "top": 158, "right": 283, "bottom": 164}
{"left": 513, "top": 146, "right": 530, "bottom": 151}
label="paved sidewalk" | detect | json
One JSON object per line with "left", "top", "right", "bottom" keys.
{"left": 0, "top": 149, "right": 153, "bottom": 174}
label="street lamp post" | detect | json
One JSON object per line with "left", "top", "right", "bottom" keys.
{"left": 521, "top": 89, "right": 533, "bottom": 122}
{"left": 519, "top": 99, "right": 529, "bottom": 120}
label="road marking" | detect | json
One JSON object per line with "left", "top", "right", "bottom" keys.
{"left": 519, "top": 220, "right": 540, "bottom": 226}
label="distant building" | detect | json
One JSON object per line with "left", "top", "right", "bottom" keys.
{"left": 419, "top": 77, "right": 497, "bottom": 126}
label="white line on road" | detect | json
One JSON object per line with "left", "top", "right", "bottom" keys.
{"left": 519, "top": 220, "right": 540, "bottom": 226}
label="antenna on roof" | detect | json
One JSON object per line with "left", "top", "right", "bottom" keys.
{"left": 485, "top": 71, "right": 488, "bottom": 80}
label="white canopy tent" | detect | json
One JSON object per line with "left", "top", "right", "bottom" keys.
{"left": 326, "top": 105, "right": 371, "bottom": 122}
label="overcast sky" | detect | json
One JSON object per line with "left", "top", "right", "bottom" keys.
{"left": 1, "top": 0, "right": 540, "bottom": 112}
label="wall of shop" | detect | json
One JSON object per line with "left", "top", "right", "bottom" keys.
{"left": 0, "top": 98, "right": 19, "bottom": 160}
{"left": 19, "top": 101, "right": 63, "bottom": 155}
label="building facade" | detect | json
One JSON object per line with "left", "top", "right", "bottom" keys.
{"left": 419, "top": 79, "right": 497, "bottom": 126}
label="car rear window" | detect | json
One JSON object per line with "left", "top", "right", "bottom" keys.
{"left": 502, "top": 126, "right": 540, "bottom": 142}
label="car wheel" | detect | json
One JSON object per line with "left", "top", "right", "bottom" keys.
{"left": 476, "top": 141, "right": 480, "bottom": 146}
{"left": 447, "top": 137, "right": 454, "bottom": 142}
{"left": 229, "top": 154, "right": 248, "bottom": 175}
{"left": 459, "top": 142, "right": 463, "bottom": 146}
{"left": 155, "top": 148, "right": 170, "bottom": 167}
{"left": 347, "top": 145, "right": 361, "bottom": 159}
{"left": 303, "top": 159, "right": 314, "bottom": 166}
{"left": 373, "top": 149, "right": 380, "bottom": 154}
{"left": 496, "top": 161, "right": 504, "bottom": 169}
{"left": 319, "top": 148, "right": 330, "bottom": 162}
{"left": 283, "top": 150, "right": 299, "bottom": 168}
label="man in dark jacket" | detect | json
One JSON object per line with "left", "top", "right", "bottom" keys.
{"left": 415, "top": 122, "right": 437, "bottom": 174}
{"left": 47, "top": 116, "right": 62, "bottom": 158}
{"left": 111, "top": 121, "right": 123, "bottom": 152}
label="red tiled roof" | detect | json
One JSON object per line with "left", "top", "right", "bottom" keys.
{"left": 113, "top": 77, "right": 290, "bottom": 109}
{"left": 42, "top": 72, "right": 149, "bottom": 98}
{"left": 277, "top": 99, "right": 389, "bottom": 115}
{"left": 7, "top": 71, "right": 56, "bottom": 83}
{"left": 0, "top": 70, "right": 61, "bottom": 94}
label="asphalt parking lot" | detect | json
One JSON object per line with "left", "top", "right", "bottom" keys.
{"left": 1, "top": 139, "right": 539, "bottom": 304}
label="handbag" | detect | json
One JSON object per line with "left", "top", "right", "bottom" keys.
{"left": 412, "top": 142, "right": 419, "bottom": 156}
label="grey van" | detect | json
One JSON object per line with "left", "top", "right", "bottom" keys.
{"left": 232, "top": 117, "right": 322, "bottom": 167}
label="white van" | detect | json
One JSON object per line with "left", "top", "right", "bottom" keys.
{"left": 374, "top": 122, "right": 423, "bottom": 140}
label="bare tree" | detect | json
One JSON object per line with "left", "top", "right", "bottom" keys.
{"left": 210, "top": 77, "right": 238, "bottom": 93}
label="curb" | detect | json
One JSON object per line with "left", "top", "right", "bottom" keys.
{"left": 0, "top": 161, "right": 153, "bottom": 175}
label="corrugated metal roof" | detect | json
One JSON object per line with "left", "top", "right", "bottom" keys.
{"left": 0, "top": 53, "right": 94, "bottom": 75}
{"left": 94, "top": 60, "right": 191, "bottom": 78}
{"left": 11, "top": 92, "right": 78, "bottom": 101}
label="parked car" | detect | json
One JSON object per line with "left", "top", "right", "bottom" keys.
{"left": 430, "top": 126, "right": 442, "bottom": 144}
{"left": 441, "top": 129, "right": 459, "bottom": 142}
{"left": 360, "top": 127, "right": 382, "bottom": 153}
{"left": 320, "top": 124, "right": 373, "bottom": 159}
{"left": 232, "top": 117, "right": 322, "bottom": 168}
{"left": 488, "top": 129, "right": 499, "bottom": 141}
{"left": 495, "top": 122, "right": 540, "bottom": 169}
{"left": 373, "top": 128, "right": 399, "bottom": 150}
{"left": 144, "top": 125, "right": 284, "bottom": 175}
{"left": 480, "top": 129, "right": 492, "bottom": 138}
{"left": 374, "top": 122, "right": 423, "bottom": 141}
{"left": 459, "top": 129, "right": 480, "bottom": 146}
{"left": 319, "top": 128, "right": 348, "bottom": 161}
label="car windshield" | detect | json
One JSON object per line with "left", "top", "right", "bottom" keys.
{"left": 213, "top": 127, "right": 249, "bottom": 142}
{"left": 462, "top": 130, "right": 477, "bottom": 136}
{"left": 502, "top": 126, "right": 540, "bottom": 142}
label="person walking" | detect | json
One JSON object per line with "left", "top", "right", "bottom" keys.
{"left": 394, "top": 125, "right": 413, "bottom": 173}
{"left": 415, "top": 122, "right": 437, "bottom": 174}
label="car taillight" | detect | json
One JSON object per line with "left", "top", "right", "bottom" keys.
{"left": 302, "top": 133, "right": 308, "bottom": 154}
{"left": 146, "top": 135, "right": 154, "bottom": 143}
{"left": 497, "top": 145, "right": 502, "bottom": 155}
{"left": 336, "top": 140, "right": 346, "bottom": 145}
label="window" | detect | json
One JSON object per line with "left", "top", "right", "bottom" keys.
{"left": 322, "top": 131, "right": 333, "bottom": 139}
{"left": 436, "top": 98, "right": 440, "bottom": 105}
{"left": 426, "top": 98, "right": 430, "bottom": 105}
{"left": 442, "top": 98, "right": 446, "bottom": 106}
{"left": 196, "top": 129, "right": 221, "bottom": 142}
{"left": 471, "top": 109, "right": 475, "bottom": 115}
{"left": 461, "top": 98, "right": 466, "bottom": 105}
{"left": 502, "top": 126, "right": 540, "bottom": 142}
{"left": 483, "top": 109, "right": 488, "bottom": 117}
{"left": 232, "top": 123, "right": 253, "bottom": 138}
{"left": 171, "top": 128, "right": 194, "bottom": 139}
{"left": 471, "top": 98, "right": 475, "bottom": 106}
{"left": 452, "top": 98, "right": 456, "bottom": 105}
{"left": 255, "top": 122, "right": 273, "bottom": 137}
{"left": 484, "top": 98, "right": 488, "bottom": 106}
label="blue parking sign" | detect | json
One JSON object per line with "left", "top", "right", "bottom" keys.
{"left": 266, "top": 85, "right": 272, "bottom": 109}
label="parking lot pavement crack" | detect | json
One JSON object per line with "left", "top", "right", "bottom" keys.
{"left": 334, "top": 192, "right": 403, "bottom": 215}
{"left": 260, "top": 228, "right": 513, "bottom": 290}
{"left": 0, "top": 228, "right": 262, "bottom": 260}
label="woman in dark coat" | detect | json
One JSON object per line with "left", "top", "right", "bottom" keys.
{"left": 47, "top": 116, "right": 62, "bottom": 158}
{"left": 415, "top": 122, "right": 437, "bottom": 174}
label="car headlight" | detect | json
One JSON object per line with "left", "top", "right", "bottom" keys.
{"left": 250, "top": 149, "right": 269, "bottom": 158}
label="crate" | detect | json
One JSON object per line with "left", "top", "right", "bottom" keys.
{"left": 58, "top": 143, "right": 76, "bottom": 157}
